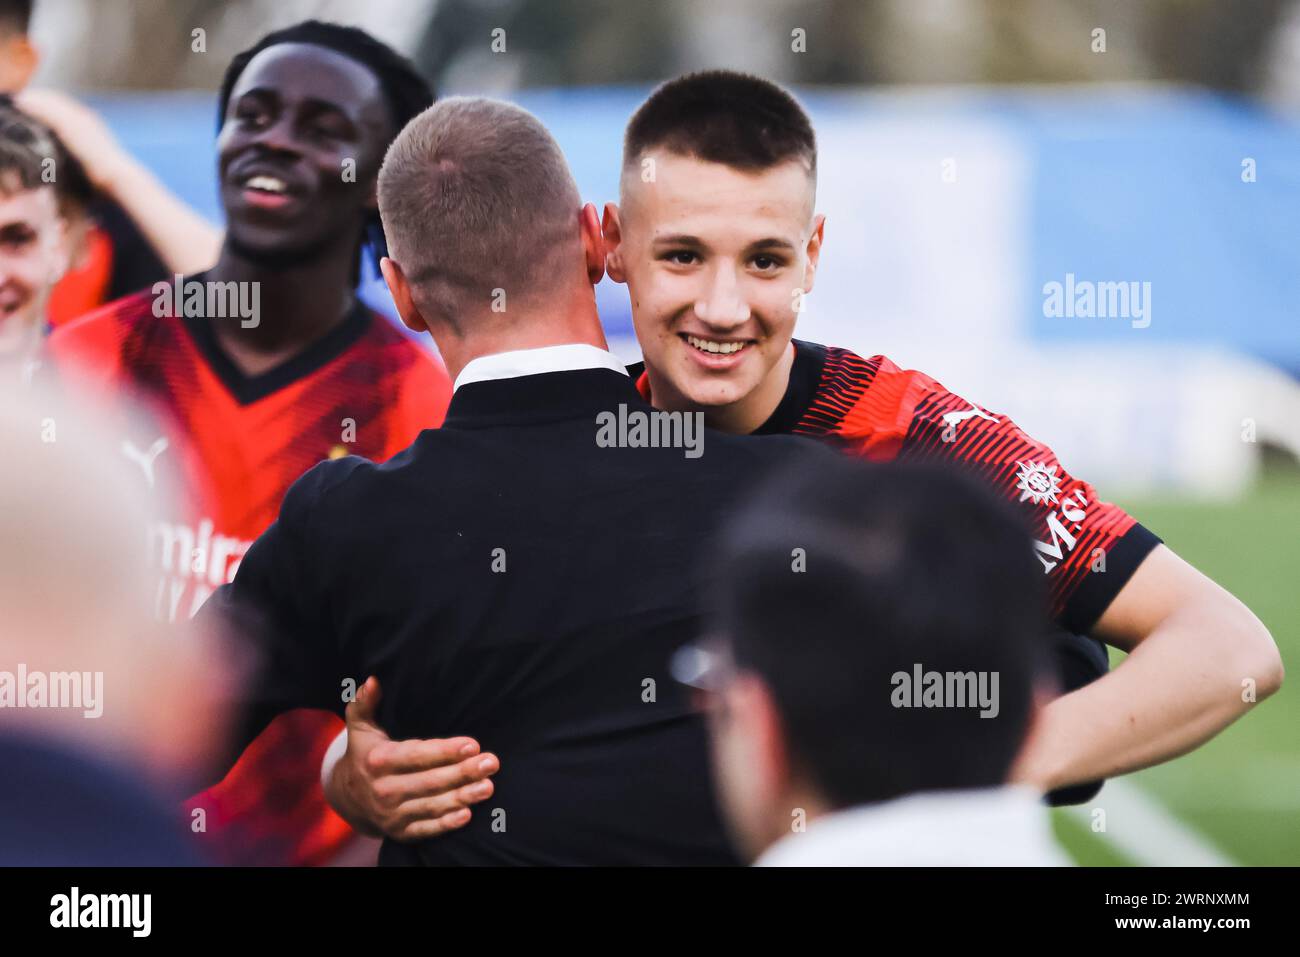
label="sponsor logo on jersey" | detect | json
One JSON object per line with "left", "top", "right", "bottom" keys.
{"left": 148, "top": 517, "right": 253, "bottom": 621}
{"left": 1031, "top": 489, "right": 1089, "bottom": 574}
{"left": 1015, "top": 460, "right": 1062, "bottom": 506}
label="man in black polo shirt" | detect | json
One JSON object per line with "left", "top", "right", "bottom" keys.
{"left": 201, "top": 95, "right": 826, "bottom": 864}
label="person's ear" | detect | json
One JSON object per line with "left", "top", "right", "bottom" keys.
{"left": 579, "top": 202, "right": 605, "bottom": 286}
{"left": 730, "top": 672, "right": 792, "bottom": 808}
{"left": 379, "top": 256, "right": 428, "bottom": 335}
{"left": 802, "top": 213, "right": 826, "bottom": 295}
{"left": 602, "top": 203, "right": 628, "bottom": 284}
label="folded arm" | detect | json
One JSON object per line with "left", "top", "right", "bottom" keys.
{"left": 1013, "top": 544, "right": 1284, "bottom": 790}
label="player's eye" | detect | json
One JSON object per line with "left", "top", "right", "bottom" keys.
{"left": 661, "top": 250, "right": 699, "bottom": 267}
{"left": 306, "top": 114, "right": 354, "bottom": 142}
{"left": 751, "top": 254, "right": 784, "bottom": 273}
{"left": 234, "top": 103, "right": 269, "bottom": 129}
{"left": 0, "top": 226, "right": 36, "bottom": 250}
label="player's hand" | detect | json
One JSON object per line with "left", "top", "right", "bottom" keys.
{"left": 327, "top": 676, "right": 500, "bottom": 842}
{"left": 14, "top": 88, "right": 134, "bottom": 193}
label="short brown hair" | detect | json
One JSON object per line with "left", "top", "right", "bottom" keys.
{"left": 0, "top": 103, "right": 57, "bottom": 195}
{"left": 623, "top": 70, "right": 817, "bottom": 177}
{"left": 0, "top": 103, "right": 93, "bottom": 215}
{"left": 378, "top": 97, "right": 582, "bottom": 331}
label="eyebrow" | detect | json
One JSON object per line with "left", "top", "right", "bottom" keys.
{"left": 237, "top": 87, "right": 355, "bottom": 120}
{"left": 652, "top": 234, "right": 706, "bottom": 248}
{"left": 651, "top": 234, "right": 797, "bottom": 254}
{"left": 747, "top": 238, "right": 797, "bottom": 253}
{"left": 650, "top": 234, "right": 790, "bottom": 260}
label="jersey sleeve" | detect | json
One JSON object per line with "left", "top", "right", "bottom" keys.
{"left": 45, "top": 303, "right": 131, "bottom": 394}
{"left": 872, "top": 359, "right": 1161, "bottom": 633}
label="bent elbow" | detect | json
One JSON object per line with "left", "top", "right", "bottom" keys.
{"left": 1256, "top": 638, "right": 1285, "bottom": 700}
{"left": 1234, "top": 612, "right": 1284, "bottom": 701}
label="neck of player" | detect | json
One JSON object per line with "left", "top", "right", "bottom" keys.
{"left": 205, "top": 238, "right": 359, "bottom": 377}
{"left": 663, "top": 340, "right": 795, "bottom": 436}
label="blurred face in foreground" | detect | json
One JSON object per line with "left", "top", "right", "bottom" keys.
{"left": 704, "top": 668, "right": 798, "bottom": 861}
{"left": 0, "top": 25, "right": 38, "bottom": 94}
{"left": 0, "top": 179, "right": 66, "bottom": 358}
{"left": 606, "top": 152, "right": 824, "bottom": 432}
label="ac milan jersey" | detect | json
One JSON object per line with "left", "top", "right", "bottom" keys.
{"left": 48, "top": 286, "right": 452, "bottom": 865}
{"left": 636, "top": 339, "right": 1160, "bottom": 634}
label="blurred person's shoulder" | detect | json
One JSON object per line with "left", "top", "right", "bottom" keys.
{"left": 347, "top": 308, "right": 452, "bottom": 427}
{"left": 46, "top": 285, "right": 181, "bottom": 387}
{"left": 0, "top": 733, "right": 204, "bottom": 867}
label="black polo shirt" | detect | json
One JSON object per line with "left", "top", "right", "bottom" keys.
{"left": 203, "top": 357, "right": 830, "bottom": 865}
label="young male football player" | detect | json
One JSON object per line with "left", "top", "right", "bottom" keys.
{"left": 49, "top": 22, "right": 452, "bottom": 865}
{"left": 0, "top": 102, "right": 67, "bottom": 378}
{"left": 3, "top": 0, "right": 220, "bottom": 324}
{"left": 321, "top": 72, "right": 1283, "bottom": 845}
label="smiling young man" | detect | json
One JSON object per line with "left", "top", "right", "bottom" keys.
{"left": 48, "top": 22, "right": 451, "bottom": 865}
{"left": 321, "top": 71, "right": 1283, "bottom": 848}
{"left": 4, "top": 0, "right": 220, "bottom": 325}
{"left": 0, "top": 103, "right": 66, "bottom": 378}
{"left": 606, "top": 72, "right": 1283, "bottom": 794}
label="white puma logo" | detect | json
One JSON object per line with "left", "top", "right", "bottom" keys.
{"left": 121, "top": 437, "right": 169, "bottom": 488}
{"left": 941, "top": 406, "right": 999, "bottom": 430}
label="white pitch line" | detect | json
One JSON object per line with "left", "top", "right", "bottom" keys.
{"left": 1065, "top": 779, "right": 1237, "bottom": 867}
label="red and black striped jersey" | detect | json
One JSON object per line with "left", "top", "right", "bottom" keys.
{"left": 48, "top": 287, "right": 452, "bottom": 865}
{"left": 637, "top": 339, "right": 1160, "bottom": 634}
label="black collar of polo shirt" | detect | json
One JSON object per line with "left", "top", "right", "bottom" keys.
{"left": 443, "top": 367, "right": 645, "bottom": 430}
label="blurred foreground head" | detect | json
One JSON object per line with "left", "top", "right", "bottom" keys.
{"left": 0, "top": 0, "right": 36, "bottom": 93}
{"left": 699, "top": 457, "right": 1052, "bottom": 860}
{"left": 0, "top": 377, "right": 234, "bottom": 784}
{"left": 377, "top": 96, "right": 606, "bottom": 376}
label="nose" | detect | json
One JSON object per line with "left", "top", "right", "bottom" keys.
{"left": 694, "top": 263, "right": 751, "bottom": 328}
{"left": 249, "top": 114, "right": 301, "bottom": 158}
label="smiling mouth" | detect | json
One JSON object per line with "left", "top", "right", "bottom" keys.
{"left": 235, "top": 172, "right": 305, "bottom": 210}
{"left": 245, "top": 174, "right": 290, "bottom": 195}
{"left": 682, "top": 333, "right": 753, "bottom": 358}
{"left": 0, "top": 289, "right": 23, "bottom": 320}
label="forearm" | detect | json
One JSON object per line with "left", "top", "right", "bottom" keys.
{"left": 1020, "top": 602, "right": 1282, "bottom": 790}
{"left": 100, "top": 156, "right": 222, "bottom": 275}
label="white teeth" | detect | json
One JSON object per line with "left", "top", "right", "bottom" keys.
{"left": 686, "top": 335, "right": 746, "bottom": 355}
{"left": 246, "top": 175, "right": 287, "bottom": 194}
